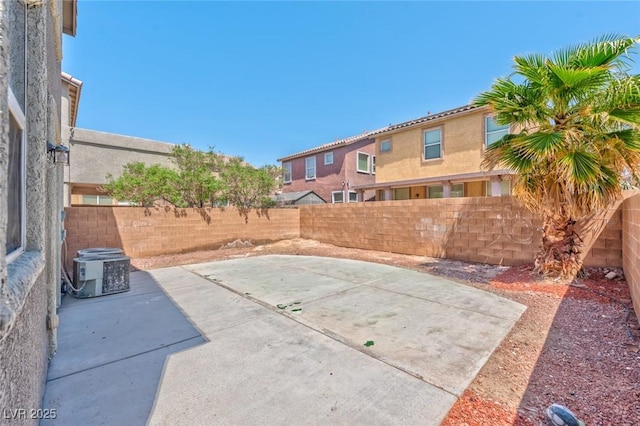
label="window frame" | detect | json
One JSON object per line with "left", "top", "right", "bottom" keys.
{"left": 324, "top": 151, "right": 334, "bottom": 166}
{"left": 331, "top": 191, "right": 344, "bottom": 203}
{"left": 348, "top": 191, "right": 358, "bottom": 203}
{"left": 305, "top": 156, "right": 316, "bottom": 180}
{"left": 423, "top": 127, "right": 442, "bottom": 161}
{"left": 7, "top": 88, "right": 27, "bottom": 263}
{"left": 356, "top": 151, "right": 371, "bottom": 174}
{"left": 427, "top": 185, "right": 444, "bottom": 199}
{"left": 450, "top": 183, "right": 464, "bottom": 198}
{"left": 82, "top": 195, "right": 114, "bottom": 206}
{"left": 283, "top": 162, "right": 292, "bottom": 183}
{"left": 485, "top": 116, "right": 510, "bottom": 147}
{"left": 371, "top": 155, "right": 376, "bottom": 174}
{"left": 486, "top": 179, "right": 512, "bottom": 196}
{"left": 380, "top": 139, "right": 392, "bottom": 153}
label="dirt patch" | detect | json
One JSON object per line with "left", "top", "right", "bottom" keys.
{"left": 131, "top": 238, "right": 640, "bottom": 425}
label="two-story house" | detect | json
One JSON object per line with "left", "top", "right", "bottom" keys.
{"left": 353, "top": 105, "right": 514, "bottom": 200}
{"left": 278, "top": 128, "right": 388, "bottom": 203}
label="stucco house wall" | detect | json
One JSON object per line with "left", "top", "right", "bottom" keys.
{"left": 1, "top": 0, "right": 70, "bottom": 421}
{"left": 62, "top": 127, "right": 175, "bottom": 206}
{"left": 357, "top": 105, "right": 514, "bottom": 200}
{"left": 279, "top": 134, "right": 380, "bottom": 203}
{"left": 375, "top": 107, "right": 490, "bottom": 182}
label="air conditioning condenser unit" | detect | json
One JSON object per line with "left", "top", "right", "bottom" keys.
{"left": 72, "top": 254, "right": 131, "bottom": 298}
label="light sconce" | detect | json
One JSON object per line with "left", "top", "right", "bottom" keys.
{"left": 47, "top": 142, "right": 70, "bottom": 165}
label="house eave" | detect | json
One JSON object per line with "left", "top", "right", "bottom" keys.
{"left": 62, "top": 0, "right": 77, "bottom": 36}
{"left": 352, "top": 169, "right": 514, "bottom": 191}
{"left": 62, "top": 72, "right": 83, "bottom": 127}
{"left": 374, "top": 104, "right": 491, "bottom": 139}
{"left": 277, "top": 127, "right": 389, "bottom": 163}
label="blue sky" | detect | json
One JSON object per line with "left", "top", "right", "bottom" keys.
{"left": 63, "top": 1, "right": 640, "bottom": 166}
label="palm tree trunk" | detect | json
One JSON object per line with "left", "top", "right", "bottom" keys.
{"left": 534, "top": 214, "right": 583, "bottom": 279}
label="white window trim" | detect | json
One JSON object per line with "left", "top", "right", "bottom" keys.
{"left": 324, "top": 151, "right": 333, "bottom": 165}
{"left": 356, "top": 151, "right": 370, "bottom": 173}
{"left": 331, "top": 191, "right": 344, "bottom": 203}
{"left": 423, "top": 127, "right": 442, "bottom": 161}
{"left": 371, "top": 155, "right": 376, "bottom": 175}
{"left": 283, "top": 162, "right": 292, "bottom": 183}
{"left": 485, "top": 116, "right": 510, "bottom": 147}
{"left": 380, "top": 139, "right": 392, "bottom": 153}
{"left": 348, "top": 191, "right": 358, "bottom": 203}
{"left": 305, "top": 156, "right": 316, "bottom": 180}
{"left": 7, "top": 88, "right": 27, "bottom": 264}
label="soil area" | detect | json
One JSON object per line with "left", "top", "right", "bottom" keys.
{"left": 132, "top": 238, "right": 640, "bottom": 425}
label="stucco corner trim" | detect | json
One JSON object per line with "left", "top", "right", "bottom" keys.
{"left": 0, "top": 251, "right": 46, "bottom": 343}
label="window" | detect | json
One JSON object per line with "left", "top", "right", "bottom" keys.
{"left": 486, "top": 180, "right": 512, "bottom": 196}
{"left": 332, "top": 191, "right": 344, "bottom": 203}
{"left": 283, "top": 162, "right": 292, "bottom": 183}
{"left": 451, "top": 183, "right": 464, "bottom": 198}
{"left": 357, "top": 152, "right": 370, "bottom": 173}
{"left": 394, "top": 188, "right": 410, "bottom": 200}
{"left": 348, "top": 191, "right": 358, "bottom": 203}
{"left": 324, "top": 151, "right": 333, "bottom": 165}
{"left": 380, "top": 140, "right": 391, "bottom": 153}
{"left": 305, "top": 156, "right": 316, "bottom": 180}
{"left": 485, "top": 116, "right": 509, "bottom": 147}
{"left": 82, "top": 195, "right": 114, "bottom": 205}
{"left": 372, "top": 156, "right": 376, "bottom": 174}
{"left": 428, "top": 185, "right": 443, "bottom": 199}
{"left": 424, "top": 128, "right": 442, "bottom": 160}
{"left": 7, "top": 89, "right": 26, "bottom": 262}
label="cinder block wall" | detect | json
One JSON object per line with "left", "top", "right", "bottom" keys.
{"left": 64, "top": 207, "right": 300, "bottom": 270}
{"left": 622, "top": 193, "right": 640, "bottom": 322}
{"left": 300, "top": 197, "right": 622, "bottom": 267}
{"left": 65, "top": 197, "right": 623, "bottom": 272}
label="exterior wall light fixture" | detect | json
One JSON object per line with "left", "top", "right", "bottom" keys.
{"left": 47, "top": 142, "right": 70, "bottom": 165}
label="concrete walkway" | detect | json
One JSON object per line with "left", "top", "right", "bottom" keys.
{"left": 43, "top": 255, "right": 525, "bottom": 425}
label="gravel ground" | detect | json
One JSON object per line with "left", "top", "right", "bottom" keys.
{"left": 131, "top": 238, "right": 640, "bottom": 425}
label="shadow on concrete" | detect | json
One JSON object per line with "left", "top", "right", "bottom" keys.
{"left": 41, "top": 270, "right": 206, "bottom": 426}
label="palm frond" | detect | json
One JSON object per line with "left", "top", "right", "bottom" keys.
{"left": 513, "top": 53, "right": 549, "bottom": 84}
{"left": 559, "top": 150, "right": 601, "bottom": 185}
{"left": 571, "top": 34, "right": 638, "bottom": 68}
{"left": 518, "top": 131, "right": 566, "bottom": 158}
{"left": 609, "top": 107, "right": 640, "bottom": 126}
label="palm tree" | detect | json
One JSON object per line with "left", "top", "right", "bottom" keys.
{"left": 475, "top": 35, "right": 640, "bottom": 279}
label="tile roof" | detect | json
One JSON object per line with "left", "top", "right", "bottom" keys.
{"left": 381, "top": 104, "right": 484, "bottom": 134}
{"left": 277, "top": 127, "right": 389, "bottom": 162}
{"left": 277, "top": 104, "right": 486, "bottom": 162}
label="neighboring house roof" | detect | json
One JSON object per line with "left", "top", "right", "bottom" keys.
{"left": 277, "top": 127, "right": 389, "bottom": 162}
{"left": 274, "top": 190, "right": 326, "bottom": 204}
{"left": 377, "top": 104, "right": 486, "bottom": 136}
{"left": 63, "top": 0, "right": 78, "bottom": 36}
{"left": 62, "top": 72, "right": 83, "bottom": 127}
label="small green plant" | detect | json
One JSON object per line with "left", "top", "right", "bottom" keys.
{"left": 364, "top": 340, "right": 375, "bottom": 347}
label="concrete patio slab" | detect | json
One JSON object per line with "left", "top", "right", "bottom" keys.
{"left": 44, "top": 254, "right": 525, "bottom": 425}
{"left": 147, "top": 255, "right": 525, "bottom": 425}
{"left": 42, "top": 271, "right": 206, "bottom": 425}
{"left": 295, "top": 285, "right": 517, "bottom": 395}
{"left": 149, "top": 313, "right": 455, "bottom": 426}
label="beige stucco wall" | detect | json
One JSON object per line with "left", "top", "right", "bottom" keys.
{"left": 64, "top": 127, "right": 175, "bottom": 205}
{"left": 375, "top": 107, "right": 492, "bottom": 183}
